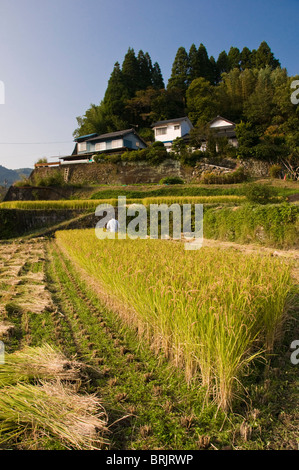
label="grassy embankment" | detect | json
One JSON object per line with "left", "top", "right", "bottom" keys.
{"left": 1, "top": 196, "right": 298, "bottom": 249}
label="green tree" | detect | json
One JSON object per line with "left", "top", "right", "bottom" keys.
{"left": 188, "top": 44, "right": 200, "bottom": 84}
{"left": 73, "top": 103, "right": 107, "bottom": 138}
{"left": 137, "top": 50, "right": 154, "bottom": 90}
{"left": 240, "top": 47, "right": 253, "bottom": 70}
{"left": 197, "top": 43, "right": 214, "bottom": 83}
{"left": 216, "top": 51, "right": 230, "bottom": 81}
{"left": 254, "top": 41, "right": 280, "bottom": 70}
{"left": 151, "top": 87, "right": 186, "bottom": 121}
{"left": 104, "top": 62, "right": 130, "bottom": 120}
{"left": 122, "top": 47, "right": 141, "bottom": 97}
{"left": 186, "top": 77, "right": 217, "bottom": 125}
{"left": 235, "top": 121, "right": 260, "bottom": 159}
{"left": 216, "top": 68, "right": 244, "bottom": 122}
{"left": 243, "top": 67, "right": 274, "bottom": 125}
{"left": 167, "top": 47, "right": 189, "bottom": 92}
{"left": 209, "top": 56, "right": 218, "bottom": 85}
{"left": 151, "top": 62, "right": 165, "bottom": 89}
{"left": 227, "top": 47, "right": 241, "bottom": 70}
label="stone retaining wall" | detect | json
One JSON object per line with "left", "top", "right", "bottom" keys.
{"left": 29, "top": 157, "right": 270, "bottom": 187}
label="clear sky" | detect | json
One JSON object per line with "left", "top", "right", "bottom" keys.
{"left": 0, "top": 0, "right": 298, "bottom": 169}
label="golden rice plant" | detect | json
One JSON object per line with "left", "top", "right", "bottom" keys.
{"left": 56, "top": 229, "right": 292, "bottom": 411}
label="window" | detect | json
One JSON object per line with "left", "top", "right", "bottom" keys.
{"left": 174, "top": 125, "right": 180, "bottom": 131}
{"left": 95, "top": 142, "right": 105, "bottom": 151}
{"left": 156, "top": 127, "right": 167, "bottom": 136}
{"left": 78, "top": 142, "right": 87, "bottom": 152}
{"left": 111, "top": 139, "right": 123, "bottom": 149}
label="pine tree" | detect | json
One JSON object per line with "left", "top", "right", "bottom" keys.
{"left": 227, "top": 47, "right": 241, "bottom": 70}
{"left": 209, "top": 56, "right": 218, "bottom": 85}
{"left": 188, "top": 44, "right": 200, "bottom": 84}
{"left": 151, "top": 62, "right": 165, "bottom": 89}
{"left": 167, "top": 46, "right": 189, "bottom": 92}
{"left": 254, "top": 41, "right": 280, "bottom": 70}
{"left": 216, "top": 51, "right": 230, "bottom": 78}
{"left": 137, "top": 50, "right": 153, "bottom": 90}
{"left": 197, "top": 43, "right": 214, "bottom": 83}
{"left": 240, "top": 47, "right": 252, "bottom": 70}
{"left": 104, "top": 62, "right": 129, "bottom": 116}
{"left": 122, "top": 47, "right": 140, "bottom": 97}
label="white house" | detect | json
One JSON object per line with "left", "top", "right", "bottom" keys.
{"left": 208, "top": 116, "right": 238, "bottom": 148}
{"left": 151, "top": 117, "right": 193, "bottom": 151}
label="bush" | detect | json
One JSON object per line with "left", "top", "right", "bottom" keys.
{"left": 93, "top": 153, "right": 122, "bottom": 163}
{"left": 120, "top": 145, "right": 168, "bottom": 166}
{"left": 33, "top": 170, "right": 65, "bottom": 187}
{"left": 151, "top": 141, "right": 166, "bottom": 149}
{"left": 121, "top": 149, "right": 148, "bottom": 162}
{"left": 204, "top": 203, "right": 299, "bottom": 248}
{"left": 269, "top": 164, "right": 282, "bottom": 179}
{"left": 159, "top": 177, "right": 184, "bottom": 185}
{"left": 244, "top": 183, "right": 276, "bottom": 204}
{"left": 201, "top": 167, "right": 248, "bottom": 185}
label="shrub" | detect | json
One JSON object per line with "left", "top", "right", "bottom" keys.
{"left": 93, "top": 153, "right": 122, "bottom": 164}
{"left": 159, "top": 177, "right": 184, "bottom": 185}
{"left": 14, "top": 178, "right": 32, "bottom": 187}
{"left": 244, "top": 183, "right": 276, "bottom": 205}
{"left": 151, "top": 141, "right": 166, "bottom": 149}
{"left": 269, "top": 164, "right": 283, "bottom": 179}
{"left": 33, "top": 170, "right": 65, "bottom": 187}
{"left": 201, "top": 167, "right": 248, "bottom": 185}
{"left": 121, "top": 149, "right": 148, "bottom": 162}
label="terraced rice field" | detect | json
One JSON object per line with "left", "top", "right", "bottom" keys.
{"left": 0, "top": 236, "right": 298, "bottom": 450}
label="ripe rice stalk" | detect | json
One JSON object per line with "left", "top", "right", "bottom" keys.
{"left": 56, "top": 230, "right": 293, "bottom": 411}
{"left": 0, "top": 195, "right": 245, "bottom": 211}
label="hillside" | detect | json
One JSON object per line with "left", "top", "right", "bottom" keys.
{"left": 0, "top": 165, "right": 32, "bottom": 186}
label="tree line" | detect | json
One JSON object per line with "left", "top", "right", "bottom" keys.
{"left": 74, "top": 42, "right": 299, "bottom": 171}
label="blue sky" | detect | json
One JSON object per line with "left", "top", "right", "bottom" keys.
{"left": 0, "top": 0, "right": 298, "bottom": 169}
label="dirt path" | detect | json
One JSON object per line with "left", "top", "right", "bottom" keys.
{"left": 201, "top": 238, "right": 299, "bottom": 260}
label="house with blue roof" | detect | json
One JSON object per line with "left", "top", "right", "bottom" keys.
{"left": 60, "top": 128, "right": 147, "bottom": 164}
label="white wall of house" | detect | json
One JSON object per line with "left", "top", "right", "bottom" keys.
{"left": 154, "top": 120, "right": 192, "bottom": 143}
{"left": 155, "top": 123, "right": 181, "bottom": 143}
{"left": 154, "top": 119, "right": 193, "bottom": 151}
{"left": 210, "top": 118, "right": 234, "bottom": 128}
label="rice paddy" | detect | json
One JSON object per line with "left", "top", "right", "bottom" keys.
{"left": 0, "top": 195, "right": 245, "bottom": 211}
{"left": 56, "top": 230, "right": 294, "bottom": 412}
{"left": 0, "top": 234, "right": 298, "bottom": 450}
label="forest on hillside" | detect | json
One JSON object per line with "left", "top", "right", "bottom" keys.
{"left": 74, "top": 42, "right": 299, "bottom": 174}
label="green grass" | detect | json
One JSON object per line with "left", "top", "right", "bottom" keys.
{"left": 204, "top": 203, "right": 299, "bottom": 249}
{"left": 89, "top": 183, "right": 298, "bottom": 200}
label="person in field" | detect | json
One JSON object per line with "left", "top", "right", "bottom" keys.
{"left": 106, "top": 218, "right": 120, "bottom": 233}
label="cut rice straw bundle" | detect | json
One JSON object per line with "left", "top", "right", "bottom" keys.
{"left": 0, "top": 381, "right": 109, "bottom": 449}
{"left": 0, "top": 344, "right": 88, "bottom": 387}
